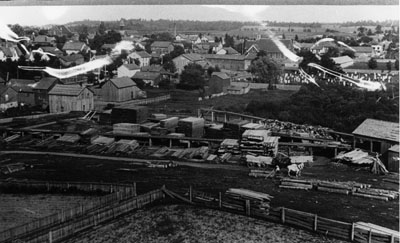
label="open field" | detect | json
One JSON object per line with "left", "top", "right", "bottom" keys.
{"left": 145, "top": 89, "right": 296, "bottom": 116}
{"left": 0, "top": 194, "right": 97, "bottom": 231}
{"left": 0, "top": 153, "right": 398, "bottom": 231}
{"left": 66, "top": 204, "right": 345, "bottom": 243}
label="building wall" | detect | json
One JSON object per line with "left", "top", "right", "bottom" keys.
{"left": 49, "top": 89, "right": 93, "bottom": 113}
{"left": 173, "top": 56, "right": 191, "bottom": 74}
{"left": 387, "top": 150, "right": 399, "bottom": 172}
{"left": 0, "top": 88, "right": 18, "bottom": 104}
{"left": 99, "top": 81, "right": 140, "bottom": 102}
{"left": 18, "top": 92, "right": 36, "bottom": 106}
{"left": 117, "top": 67, "right": 139, "bottom": 78}
{"left": 208, "top": 76, "right": 231, "bottom": 94}
{"left": 206, "top": 58, "right": 245, "bottom": 71}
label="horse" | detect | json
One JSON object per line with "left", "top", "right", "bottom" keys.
{"left": 287, "top": 163, "right": 304, "bottom": 177}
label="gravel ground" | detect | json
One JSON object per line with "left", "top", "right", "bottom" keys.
{"left": 67, "top": 204, "right": 346, "bottom": 243}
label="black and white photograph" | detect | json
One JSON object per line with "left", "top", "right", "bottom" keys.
{"left": 0, "top": 1, "right": 399, "bottom": 242}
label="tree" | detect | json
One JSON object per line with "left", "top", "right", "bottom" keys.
{"left": 367, "top": 29, "right": 373, "bottom": 36}
{"left": 368, "top": 58, "right": 378, "bottom": 69}
{"left": 357, "top": 26, "right": 366, "bottom": 36}
{"left": 341, "top": 49, "right": 355, "bottom": 58}
{"left": 10, "top": 24, "right": 25, "bottom": 36}
{"left": 224, "top": 34, "right": 235, "bottom": 48}
{"left": 247, "top": 56, "right": 282, "bottom": 89}
{"left": 180, "top": 63, "right": 205, "bottom": 90}
{"left": 375, "top": 25, "right": 383, "bottom": 34}
{"left": 282, "top": 33, "right": 286, "bottom": 39}
{"left": 170, "top": 45, "right": 185, "bottom": 59}
{"left": 295, "top": 35, "right": 299, "bottom": 42}
{"left": 98, "top": 22, "right": 106, "bottom": 35}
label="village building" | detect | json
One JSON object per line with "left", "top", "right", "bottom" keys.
{"left": 8, "top": 79, "right": 36, "bottom": 107}
{"left": 208, "top": 72, "right": 231, "bottom": 95}
{"left": 38, "top": 46, "right": 64, "bottom": 57}
{"left": 332, "top": 56, "right": 354, "bottom": 69}
{"left": 132, "top": 71, "right": 161, "bottom": 87}
{"left": 0, "top": 44, "right": 23, "bottom": 61}
{"left": 31, "top": 35, "right": 56, "bottom": 47}
{"left": 352, "top": 118, "right": 399, "bottom": 172}
{"left": 202, "top": 54, "right": 254, "bottom": 71}
{"left": 245, "top": 38, "right": 294, "bottom": 60}
{"left": 128, "top": 51, "right": 151, "bottom": 67}
{"left": 0, "top": 85, "right": 18, "bottom": 111}
{"left": 172, "top": 53, "right": 207, "bottom": 74}
{"left": 117, "top": 63, "right": 141, "bottom": 78}
{"left": 48, "top": 84, "right": 94, "bottom": 113}
{"left": 31, "top": 77, "right": 60, "bottom": 109}
{"left": 150, "top": 41, "right": 174, "bottom": 56}
{"left": 62, "top": 41, "right": 89, "bottom": 55}
{"left": 47, "top": 25, "right": 73, "bottom": 37}
{"left": 352, "top": 46, "right": 373, "bottom": 60}
{"left": 59, "top": 54, "right": 85, "bottom": 67}
{"left": 216, "top": 47, "right": 240, "bottom": 55}
{"left": 98, "top": 77, "right": 141, "bottom": 102}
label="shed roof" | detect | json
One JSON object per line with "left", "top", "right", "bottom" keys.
{"left": 332, "top": 55, "right": 353, "bottom": 65}
{"left": 352, "top": 118, "right": 399, "bottom": 143}
{"left": 132, "top": 71, "right": 161, "bottom": 80}
{"left": 110, "top": 77, "right": 136, "bottom": 89}
{"left": 31, "top": 77, "right": 58, "bottom": 90}
{"left": 388, "top": 144, "right": 399, "bottom": 153}
{"left": 62, "top": 41, "right": 86, "bottom": 51}
{"left": 136, "top": 51, "right": 151, "bottom": 58}
{"left": 49, "top": 84, "right": 90, "bottom": 96}
{"left": 151, "top": 41, "right": 172, "bottom": 48}
{"left": 59, "top": 54, "right": 84, "bottom": 62}
{"left": 211, "top": 72, "right": 230, "bottom": 80}
{"left": 121, "top": 63, "right": 140, "bottom": 70}
{"left": 9, "top": 79, "right": 35, "bottom": 93}
{"left": 180, "top": 53, "right": 205, "bottom": 62}
{"left": 245, "top": 38, "right": 293, "bottom": 53}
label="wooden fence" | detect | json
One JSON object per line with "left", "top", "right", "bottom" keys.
{"left": 182, "top": 188, "right": 400, "bottom": 243}
{"left": 0, "top": 182, "right": 156, "bottom": 243}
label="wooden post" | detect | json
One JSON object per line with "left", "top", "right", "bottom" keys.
{"left": 309, "top": 147, "right": 313, "bottom": 156}
{"left": 281, "top": 207, "right": 285, "bottom": 224}
{"left": 224, "top": 113, "right": 227, "bottom": 122}
{"left": 352, "top": 137, "right": 356, "bottom": 149}
{"left": 313, "top": 214, "right": 318, "bottom": 231}
{"left": 369, "top": 140, "right": 373, "bottom": 152}
{"left": 49, "top": 231, "right": 53, "bottom": 243}
{"left": 350, "top": 223, "right": 355, "bottom": 241}
{"left": 149, "top": 138, "right": 152, "bottom": 146}
{"left": 219, "top": 192, "right": 222, "bottom": 208}
{"left": 189, "top": 186, "right": 192, "bottom": 202}
{"left": 334, "top": 148, "right": 338, "bottom": 157}
{"left": 245, "top": 200, "right": 250, "bottom": 216}
{"left": 169, "top": 139, "right": 172, "bottom": 148}
{"left": 211, "top": 111, "right": 214, "bottom": 122}
{"left": 133, "top": 182, "right": 137, "bottom": 196}
{"left": 390, "top": 234, "right": 395, "bottom": 243}
{"left": 368, "top": 229, "right": 372, "bottom": 243}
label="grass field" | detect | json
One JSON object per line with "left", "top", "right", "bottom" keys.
{"left": 1, "top": 154, "right": 398, "bottom": 231}
{"left": 66, "top": 204, "right": 345, "bottom": 243}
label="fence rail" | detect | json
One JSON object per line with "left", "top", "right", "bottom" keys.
{"left": 180, "top": 188, "right": 400, "bottom": 243}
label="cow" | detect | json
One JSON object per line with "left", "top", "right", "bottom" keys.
{"left": 287, "top": 163, "right": 304, "bottom": 177}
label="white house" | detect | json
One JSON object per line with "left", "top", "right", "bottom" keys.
{"left": 117, "top": 63, "right": 141, "bottom": 78}
{"left": 128, "top": 51, "right": 151, "bottom": 67}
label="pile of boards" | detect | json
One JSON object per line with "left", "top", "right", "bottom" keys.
{"left": 219, "top": 139, "right": 240, "bottom": 154}
{"left": 248, "top": 169, "right": 276, "bottom": 178}
{"left": 279, "top": 178, "right": 399, "bottom": 201}
{"left": 146, "top": 160, "right": 178, "bottom": 168}
{"left": 176, "top": 117, "right": 205, "bottom": 138}
{"left": 244, "top": 154, "right": 273, "bottom": 167}
{"left": 225, "top": 188, "right": 272, "bottom": 213}
{"left": 335, "top": 149, "right": 388, "bottom": 174}
{"left": 240, "top": 130, "right": 279, "bottom": 156}
{"left": 168, "top": 146, "right": 209, "bottom": 160}
{"left": 0, "top": 163, "right": 26, "bottom": 175}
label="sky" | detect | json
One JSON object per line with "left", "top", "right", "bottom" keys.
{"left": 0, "top": 5, "right": 398, "bottom": 27}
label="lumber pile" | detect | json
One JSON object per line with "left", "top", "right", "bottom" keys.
{"left": 105, "top": 139, "right": 139, "bottom": 155}
{"left": 240, "top": 130, "right": 279, "bottom": 156}
{"left": 240, "top": 122, "right": 264, "bottom": 133}
{"left": 223, "top": 119, "right": 250, "bottom": 139}
{"left": 113, "top": 123, "right": 140, "bottom": 135}
{"left": 80, "top": 128, "right": 99, "bottom": 144}
{"left": 146, "top": 160, "right": 178, "bottom": 168}
{"left": 220, "top": 153, "right": 232, "bottom": 162}
{"left": 92, "top": 136, "right": 115, "bottom": 145}
{"left": 353, "top": 188, "right": 399, "bottom": 201}
{"left": 160, "top": 117, "right": 179, "bottom": 129}
{"left": 219, "top": 139, "right": 240, "bottom": 154}
{"left": 248, "top": 169, "right": 276, "bottom": 179}
{"left": 225, "top": 188, "right": 273, "bottom": 211}
{"left": 176, "top": 117, "right": 205, "bottom": 138}
{"left": 4, "top": 134, "right": 20, "bottom": 143}
{"left": 0, "top": 163, "right": 26, "bottom": 175}
{"left": 335, "top": 149, "right": 375, "bottom": 165}
{"left": 150, "top": 113, "right": 167, "bottom": 121}
{"left": 56, "top": 133, "right": 80, "bottom": 144}
{"left": 279, "top": 178, "right": 313, "bottom": 190}
{"left": 140, "top": 122, "right": 160, "bottom": 133}
{"left": 111, "top": 105, "right": 148, "bottom": 124}
{"left": 170, "top": 147, "right": 209, "bottom": 160}
{"left": 244, "top": 154, "right": 273, "bottom": 167}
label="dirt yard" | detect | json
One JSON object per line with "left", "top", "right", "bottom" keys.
{"left": 0, "top": 194, "right": 97, "bottom": 231}
{"left": 66, "top": 204, "right": 345, "bottom": 243}
{"left": 0, "top": 153, "right": 398, "bottom": 231}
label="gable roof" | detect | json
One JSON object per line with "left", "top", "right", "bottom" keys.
{"left": 33, "top": 35, "right": 55, "bottom": 43}
{"left": 203, "top": 54, "right": 247, "bottom": 61}
{"left": 389, "top": 144, "right": 399, "bottom": 153}
{"left": 245, "top": 38, "right": 293, "bottom": 54}
{"left": 62, "top": 41, "right": 86, "bottom": 51}
{"left": 352, "top": 46, "right": 373, "bottom": 53}
{"left": 9, "top": 79, "right": 36, "bottom": 93}
{"left": 352, "top": 118, "right": 399, "bottom": 143}
{"left": 49, "top": 84, "right": 90, "bottom": 96}
{"left": 109, "top": 77, "right": 136, "bottom": 89}
{"left": 222, "top": 47, "right": 240, "bottom": 55}
{"left": 31, "top": 77, "right": 58, "bottom": 90}
{"left": 211, "top": 72, "right": 230, "bottom": 80}
{"left": 40, "top": 46, "right": 63, "bottom": 55}
{"left": 132, "top": 71, "right": 161, "bottom": 80}
{"left": 332, "top": 55, "right": 353, "bottom": 65}
{"left": 180, "top": 53, "right": 205, "bottom": 62}
{"left": 151, "top": 41, "right": 172, "bottom": 48}
{"left": 121, "top": 63, "right": 140, "bottom": 70}
{"left": 141, "top": 65, "right": 165, "bottom": 73}
{"left": 136, "top": 51, "right": 151, "bottom": 58}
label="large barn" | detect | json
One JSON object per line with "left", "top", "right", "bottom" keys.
{"left": 98, "top": 77, "right": 142, "bottom": 102}
{"left": 48, "top": 84, "right": 94, "bottom": 113}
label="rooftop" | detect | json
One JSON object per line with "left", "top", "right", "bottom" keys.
{"left": 62, "top": 41, "right": 86, "bottom": 51}
{"left": 352, "top": 118, "right": 399, "bottom": 143}
{"left": 31, "top": 77, "right": 58, "bottom": 90}
{"left": 110, "top": 77, "right": 136, "bottom": 89}
{"left": 211, "top": 72, "right": 230, "bottom": 80}
{"left": 49, "top": 84, "right": 89, "bottom": 96}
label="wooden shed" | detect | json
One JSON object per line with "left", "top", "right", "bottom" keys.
{"left": 48, "top": 84, "right": 94, "bottom": 113}
{"left": 387, "top": 145, "right": 399, "bottom": 173}
{"left": 98, "top": 77, "right": 141, "bottom": 102}
{"left": 208, "top": 72, "right": 231, "bottom": 95}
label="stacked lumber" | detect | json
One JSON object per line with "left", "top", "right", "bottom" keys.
{"left": 176, "top": 117, "right": 205, "bottom": 138}
{"left": 113, "top": 123, "right": 140, "bottom": 135}
{"left": 223, "top": 119, "right": 250, "bottom": 139}
{"left": 335, "top": 149, "right": 375, "bottom": 165}
{"left": 56, "top": 134, "right": 81, "bottom": 144}
{"left": 240, "top": 123, "right": 264, "bottom": 133}
{"left": 80, "top": 128, "right": 99, "bottom": 144}
{"left": 353, "top": 188, "right": 399, "bottom": 201}
{"left": 244, "top": 154, "right": 273, "bottom": 167}
{"left": 150, "top": 113, "right": 167, "bottom": 121}
{"left": 206, "top": 154, "right": 218, "bottom": 162}
{"left": 204, "top": 124, "right": 225, "bottom": 139}
{"left": 160, "top": 117, "right": 179, "bottom": 129}
{"left": 220, "top": 153, "right": 232, "bottom": 162}
{"left": 370, "top": 156, "right": 389, "bottom": 175}
{"left": 225, "top": 188, "right": 273, "bottom": 211}
{"left": 111, "top": 105, "right": 148, "bottom": 124}
{"left": 248, "top": 169, "right": 275, "bottom": 178}
{"left": 86, "top": 144, "right": 108, "bottom": 154}
{"left": 140, "top": 122, "right": 160, "bottom": 133}
{"left": 0, "top": 163, "right": 26, "bottom": 175}
{"left": 290, "top": 156, "right": 313, "bottom": 164}
{"left": 317, "top": 181, "right": 352, "bottom": 195}
{"left": 219, "top": 139, "right": 240, "bottom": 154}
{"left": 170, "top": 147, "right": 209, "bottom": 160}
{"left": 147, "top": 160, "right": 178, "bottom": 168}
{"left": 4, "top": 134, "right": 20, "bottom": 143}
{"left": 240, "top": 130, "right": 279, "bottom": 156}
{"left": 92, "top": 136, "right": 115, "bottom": 145}
{"left": 279, "top": 178, "right": 313, "bottom": 190}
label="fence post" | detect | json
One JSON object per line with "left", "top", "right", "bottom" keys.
{"left": 219, "top": 192, "right": 222, "bottom": 208}
{"left": 49, "top": 231, "right": 53, "bottom": 243}
{"left": 390, "top": 234, "right": 394, "bottom": 243}
{"left": 245, "top": 200, "right": 250, "bottom": 216}
{"left": 133, "top": 182, "right": 137, "bottom": 197}
{"left": 351, "top": 223, "right": 355, "bottom": 241}
{"left": 368, "top": 229, "right": 372, "bottom": 243}
{"left": 314, "top": 214, "right": 318, "bottom": 231}
{"left": 281, "top": 207, "right": 285, "bottom": 224}
{"left": 189, "top": 186, "right": 192, "bottom": 202}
